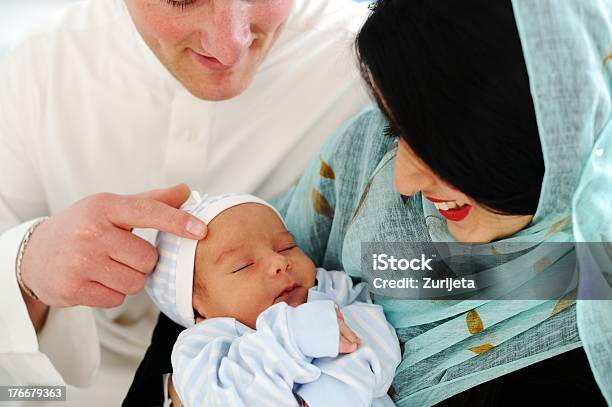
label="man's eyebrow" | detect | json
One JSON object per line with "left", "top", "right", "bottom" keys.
{"left": 214, "top": 243, "right": 246, "bottom": 265}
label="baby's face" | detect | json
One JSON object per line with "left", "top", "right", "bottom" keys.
{"left": 193, "top": 203, "right": 317, "bottom": 329}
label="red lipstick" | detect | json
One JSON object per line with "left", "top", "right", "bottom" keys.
{"left": 425, "top": 196, "right": 473, "bottom": 222}
{"left": 437, "top": 205, "right": 472, "bottom": 222}
{"left": 425, "top": 196, "right": 449, "bottom": 203}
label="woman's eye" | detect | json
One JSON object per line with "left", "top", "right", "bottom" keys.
{"left": 279, "top": 246, "right": 296, "bottom": 252}
{"left": 383, "top": 124, "right": 400, "bottom": 138}
{"left": 163, "top": 0, "right": 196, "bottom": 10}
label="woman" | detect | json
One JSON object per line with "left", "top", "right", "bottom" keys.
{"left": 281, "top": 0, "right": 610, "bottom": 404}
{"left": 125, "top": 0, "right": 612, "bottom": 405}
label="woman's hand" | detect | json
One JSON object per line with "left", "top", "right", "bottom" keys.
{"left": 168, "top": 374, "right": 182, "bottom": 407}
{"left": 336, "top": 308, "right": 360, "bottom": 353}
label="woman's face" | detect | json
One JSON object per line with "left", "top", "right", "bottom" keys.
{"left": 124, "top": 0, "right": 294, "bottom": 101}
{"left": 394, "top": 138, "right": 534, "bottom": 243}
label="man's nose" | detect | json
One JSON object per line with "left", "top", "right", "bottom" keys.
{"left": 266, "top": 253, "right": 290, "bottom": 277}
{"left": 203, "top": 1, "right": 253, "bottom": 66}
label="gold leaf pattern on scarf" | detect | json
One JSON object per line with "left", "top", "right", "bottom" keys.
{"left": 550, "top": 289, "right": 577, "bottom": 317}
{"left": 601, "top": 234, "right": 612, "bottom": 260}
{"left": 534, "top": 256, "right": 552, "bottom": 273}
{"left": 388, "top": 384, "right": 398, "bottom": 401}
{"left": 351, "top": 179, "right": 373, "bottom": 223}
{"left": 466, "top": 310, "right": 484, "bottom": 334}
{"left": 311, "top": 188, "right": 334, "bottom": 219}
{"left": 491, "top": 246, "right": 499, "bottom": 255}
{"left": 604, "top": 54, "right": 612, "bottom": 67}
{"left": 319, "top": 158, "right": 336, "bottom": 180}
{"left": 544, "top": 216, "right": 571, "bottom": 238}
{"left": 469, "top": 343, "right": 494, "bottom": 354}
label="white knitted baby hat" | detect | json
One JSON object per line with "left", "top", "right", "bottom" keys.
{"left": 145, "top": 191, "right": 284, "bottom": 327}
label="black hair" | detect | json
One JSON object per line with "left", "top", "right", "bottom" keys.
{"left": 356, "top": 0, "right": 544, "bottom": 215}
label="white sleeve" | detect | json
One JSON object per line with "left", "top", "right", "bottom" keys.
{"left": 297, "top": 302, "right": 401, "bottom": 407}
{"left": 0, "top": 48, "right": 99, "bottom": 387}
{"left": 171, "top": 301, "right": 340, "bottom": 407}
{"left": 0, "top": 210, "right": 99, "bottom": 388}
{"left": 309, "top": 268, "right": 372, "bottom": 307}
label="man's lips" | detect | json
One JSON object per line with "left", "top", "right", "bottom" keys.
{"left": 191, "top": 50, "right": 233, "bottom": 72}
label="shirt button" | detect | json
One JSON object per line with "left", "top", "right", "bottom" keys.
{"left": 184, "top": 129, "right": 197, "bottom": 143}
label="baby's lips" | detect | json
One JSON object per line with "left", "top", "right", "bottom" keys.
{"left": 276, "top": 282, "right": 297, "bottom": 297}
{"left": 273, "top": 284, "right": 298, "bottom": 304}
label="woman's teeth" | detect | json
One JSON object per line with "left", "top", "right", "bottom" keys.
{"left": 434, "top": 201, "right": 465, "bottom": 211}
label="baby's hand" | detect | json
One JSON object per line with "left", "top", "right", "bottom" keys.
{"left": 336, "top": 308, "right": 360, "bottom": 354}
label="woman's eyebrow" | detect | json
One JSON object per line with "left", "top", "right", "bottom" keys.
{"left": 214, "top": 243, "right": 246, "bottom": 265}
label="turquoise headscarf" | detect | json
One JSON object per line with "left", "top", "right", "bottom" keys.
{"left": 278, "top": 0, "right": 612, "bottom": 404}
{"left": 413, "top": 0, "right": 612, "bottom": 403}
{"left": 359, "top": 0, "right": 612, "bottom": 403}
{"left": 515, "top": 0, "right": 612, "bottom": 403}
{"left": 569, "top": 7, "right": 612, "bottom": 403}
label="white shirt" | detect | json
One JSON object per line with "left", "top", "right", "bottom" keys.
{"left": 0, "top": 0, "right": 370, "bottom": 404}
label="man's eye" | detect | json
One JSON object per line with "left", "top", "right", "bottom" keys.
{"left": 231, "top": 263, "right": 253, "bottom": 274}
{"left": 163, "top": 0, "right": 196, "bottom": 10}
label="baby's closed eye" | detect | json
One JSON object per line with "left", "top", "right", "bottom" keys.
{"left": 231, "top": 261, "right": 255, "bottom": 273}
{"left": 278, "top": 245, "right": 296, "bottom": 252}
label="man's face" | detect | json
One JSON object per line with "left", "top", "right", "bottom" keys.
{"left": 193, "top": 203, "right": 317, "bottom": 329}
{"left": 124, "top": 0, "right": 294, "bottom": 100}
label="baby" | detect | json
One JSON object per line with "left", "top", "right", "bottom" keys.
{"left": 146, "top": 193, "right": 401, "bottom": 407}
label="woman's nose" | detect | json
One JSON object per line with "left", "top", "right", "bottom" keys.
{"left": 202, "top": 1, "right": 253, "bottom": 66}
{"left": 393, "top": 165, "right": 437, "bottom": 197}
{"left": 266, "top": 253, "right": 290, "bottom": 277}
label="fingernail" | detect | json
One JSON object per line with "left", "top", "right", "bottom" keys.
{"left": 186, "top": 219, "right": 206, "bottom": 237}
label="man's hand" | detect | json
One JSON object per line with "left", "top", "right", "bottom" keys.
{"left": 336, "top": 308, "right": 360, "bottom": 354}
{"left": 19, "top": 184, "right": 207, "bottom": 308}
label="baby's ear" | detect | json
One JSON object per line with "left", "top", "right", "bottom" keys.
{"left": 193, "top": 308, "right": 206, "bottom": 324}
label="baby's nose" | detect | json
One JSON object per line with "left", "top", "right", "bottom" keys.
{"left": 267, "top": 253, "right": 290, "bottom": 276}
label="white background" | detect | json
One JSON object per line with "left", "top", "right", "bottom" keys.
{"left": 0, "top": 0, "right": 82, "bottom": 58}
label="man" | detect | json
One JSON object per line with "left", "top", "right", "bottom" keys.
{"left": 0, "top": 0, "right": 370, "bottom": 404}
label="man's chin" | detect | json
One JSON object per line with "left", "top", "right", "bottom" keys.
{"left": 193, "top": 86, "right": 245, "bottom": 101}
{"left": 179, "top": 74, "right": 250, "bottom": 101}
